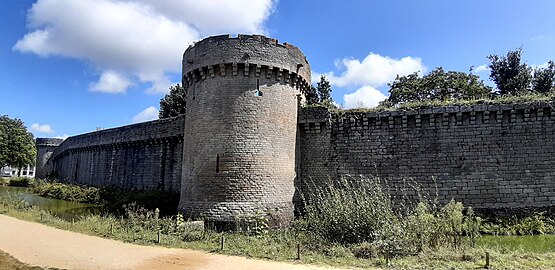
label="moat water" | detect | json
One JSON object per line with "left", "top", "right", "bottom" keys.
{"left": 0, "top": 186, "right": 101, "bottom": 220}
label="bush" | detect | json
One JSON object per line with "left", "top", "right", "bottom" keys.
{"left": 302, "top": 176, "right": 481, "bottom": 257}
{"left": 31, "top": 180, "right": 102, "bottom": 204}
{"left": 6, "top": 177, "right": 34, "bottom": 187}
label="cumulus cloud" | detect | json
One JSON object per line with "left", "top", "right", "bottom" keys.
{"left": 14, "top": 0, "right": 275, "bottom": 94}
{"left": 316, "top": 52, "right": 425, "bottom": 109}
{"left": 474, "top": 65, "right": 489, "bottom": 73}
{"left": 132, "top": 106, "right": 159, "bottom": 123}
{"left": 322, "top": 53, "right": 426, "bottom": 88}
{"left": 343, "top": 86, "right": 387, "bottom": 109}
{"left": 30, "top": 123, "right": 55, "bottom": 134}
{"left": 89, "top": 70, "right": 131, "bottom": 93}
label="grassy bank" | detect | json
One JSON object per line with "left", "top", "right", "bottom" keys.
{"left": 0, "top": 250, "right": 48, "bottom": 270}
{"left": 30, "top": 180, "right": 179, "bottom": 215}
{"left": 3, "top": 179, "right": 555, "bottom": 269}
{"left": 0, "top": 177, "right": 34, "bottom": 187}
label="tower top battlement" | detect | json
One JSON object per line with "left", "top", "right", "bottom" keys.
{"left": 182, "top": 34, "right": 311, "bottom": 84}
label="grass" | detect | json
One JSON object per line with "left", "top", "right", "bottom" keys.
{"left": 0, "top": 177, "right": 34, "bottom": 187}
{"left": 307, "top": 92, "right": 555, "bottom": 115}
{"left": 0, "top": 250, "right": 47, "bottom": 270}
{"left": 3, "top": 181, "right": 555, "bottom": 269}
{"left": 30, "top": 180, "right": 179, "bottom": 215}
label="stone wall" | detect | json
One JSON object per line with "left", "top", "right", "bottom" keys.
{"left": 298, "top": 102, "right": 555, "bottom": 215}
{"left": 48, "top": 115, "right": 185, "bottom": 193}
{"left": 35, "top": 138, "right": 64, "bottom": 179}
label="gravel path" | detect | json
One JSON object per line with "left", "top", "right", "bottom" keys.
{"left": 0, "top": 215, "right": 332, "bottom": 270}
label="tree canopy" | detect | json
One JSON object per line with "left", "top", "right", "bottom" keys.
{"left": 487, "top": 48, "right": 532, "bottom": 96}
{"left": 532, "top": 60, "right": 555, "bottom": 94}
{"left": 383, "top": 67, "right": 492, "bottom": 106}
{"left": 0, "top": 115, "right": 36, "bottom": 169}
{"left": 305, "top": 75, "right": 336, "bottom": 108}
{"left": 159, "top": 84, "right": 186, "bottom": 119}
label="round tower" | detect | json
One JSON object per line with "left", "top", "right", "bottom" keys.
{"left": 178, "top": 34, "right": 311, "bottom": 227}
{"left": 35, "top": 138, "right": 64, "bottom": 179}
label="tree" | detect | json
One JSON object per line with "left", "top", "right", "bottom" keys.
{"left": 487, "top": 48, "right": 532, "bottom": 95}
{"left": 532, "top": 61, "right": 555, "bottom": 94}
{"left": 0, "top": 115, "right": 36, "bottom": 173}
{"left": 159, "top": 84, "right": 186, "bottom": 118}
{"left": 385, "top": 67, "right": 492, "bottom": 106}
{"left": 316, "top": 75, "right": 333, "bottom": 104}
{"left": 303, "top": 85, "right": 320, "bottom": 105}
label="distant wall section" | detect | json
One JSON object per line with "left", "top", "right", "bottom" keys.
{"left": 298, "top": 103, "right": 555, "bottom": 215}
{"left": 49, "top": 115, "right": 185, "bottom": 193}
{"left": 35, "top": 138, "right": 64, "bottom": 179}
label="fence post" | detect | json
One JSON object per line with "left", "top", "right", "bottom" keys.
{"left": 157, "top": 230, "right": 161, "bottom": 244}
{"left": 296, "top": 243, "right": 301, "bottom": 260}
{"left": 220, "top": 235, "right": 225, "bottom": 251}
{"left": 485, "top": 252, "right": 490, "bottom": 268}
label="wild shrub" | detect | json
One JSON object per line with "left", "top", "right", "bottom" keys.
{"left": 7, "top": 177, "right": 34, "bottom": 187}
{"left": 302, "top": 176, "right": 481, "bottom": 256}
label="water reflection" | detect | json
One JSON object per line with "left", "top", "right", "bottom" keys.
{"left": 0, "top": 186, "right": 102, "bottom": 220}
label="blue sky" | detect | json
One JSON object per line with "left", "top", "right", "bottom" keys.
{"left": 2, "top": 0, "right": 555, "bottom": 139}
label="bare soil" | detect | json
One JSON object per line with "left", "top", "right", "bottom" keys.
{"left": 0, "top": 215, "right": 332, "bottom": 270}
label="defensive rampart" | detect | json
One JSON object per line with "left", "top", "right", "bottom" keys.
{"left": 298, "top": 102, "right": 555, "bottom": 215}
{"left": 47, "top": 115, "right": 185, "bottom": 193}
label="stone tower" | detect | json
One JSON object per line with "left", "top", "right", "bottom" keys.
{"left": 35, "top": 138, "right": 64, "bottom": 179}
{"left": 178, "top": 34, "right": 311, "bottom": 227}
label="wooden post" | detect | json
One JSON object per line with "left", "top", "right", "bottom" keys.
{"left": 40, "top": 213, "right": 43, "bottom": 221}
{"left": 157, "top": 230, "right": 161, "bottom": 244}
{"left": 220, "top": 235, "right": 225, "bottom": 251}
{"left": 485, "top": 252, "right": 490, "bottom": 268}
{"left": 296, "top": 243, "right": 301, "bottom": 260}
{"left": 110, "top": 223, "right": 114, "bottom": 234}
{"left": 71, "top": 218, "right": 74, "bottom": 226}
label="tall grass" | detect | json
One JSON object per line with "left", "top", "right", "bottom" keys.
{"left": 302, "top": 176, "right": 481, "bottom": 257}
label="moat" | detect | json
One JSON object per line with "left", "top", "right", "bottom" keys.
{"left": 0, "top": 186, "right": 101, "bottom": 220}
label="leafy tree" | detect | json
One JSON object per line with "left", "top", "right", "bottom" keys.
{"left": 0, "top": 115, "right": 36, "bottom": 174}
{"left": 385, "top": 67, "right": 492, "bottom": 106}
{"left": 532, "top": 61, "right": 555, "bottom": 94}
{"left": 159, "top": 84, "right": 186, "bottom": 118}
{"left": 487, "top": 48, "right": 532, "bottom": 95}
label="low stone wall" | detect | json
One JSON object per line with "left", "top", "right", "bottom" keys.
{"left": 49, "top": 115, "right": 185, "bottom": 193}
{"left": 298, "top": 102, "right": 555, "bottom": 216}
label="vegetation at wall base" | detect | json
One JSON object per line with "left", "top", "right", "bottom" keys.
{"left": 2, "top": 187, "right": 555, "bottom": 269}
{"left": 31, "top": 179, "right": 179, "bottom": 215}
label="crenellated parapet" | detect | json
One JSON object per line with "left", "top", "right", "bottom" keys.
{"left": 299, "top": 102, "right": 555, "bottom": 133}
{"left": 182, "top": 63, "right": 312, "bottom": 95}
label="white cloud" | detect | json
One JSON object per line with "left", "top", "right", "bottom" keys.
{"left": 474, "top": 65, "right": 489, "bottom": 73}
{"left": 343, "top": 86, "right": 387, "bottom": 109}
{"left": 89, "top": 70, "right": 131, "bottom": 93}
{"left": 132, "top": 106, "right": 159, "bottom": 123}
{"left": 321, "top": 53, "right": 426, "bottom": 88}
{"left": 14, "top": 0, "right": 275, "bottom": 94}
{"left": 30, "top": 123, "right": 55, "bottom": 134}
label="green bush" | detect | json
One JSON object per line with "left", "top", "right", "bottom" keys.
{"left": 480, "top": 212, "right": 555, "bottom": 236}
{"left": 6, "top": 177, "right": 34, "bottom": 187}
{"left": 302, "top": 177, "right": 481, "bottom": 257}
{"left": 31, "top": 180, "right": 102, "bottom": 204}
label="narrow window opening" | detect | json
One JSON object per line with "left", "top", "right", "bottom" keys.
{"left": 215, "top": 154, "right": 220, "bottom": 173}
{"left": 255, "top": 79, "right": 263, "bottom": 97}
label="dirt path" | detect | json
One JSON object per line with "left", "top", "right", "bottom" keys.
{"left": 0, "top": 215, "right": 334, "bottom": 270}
